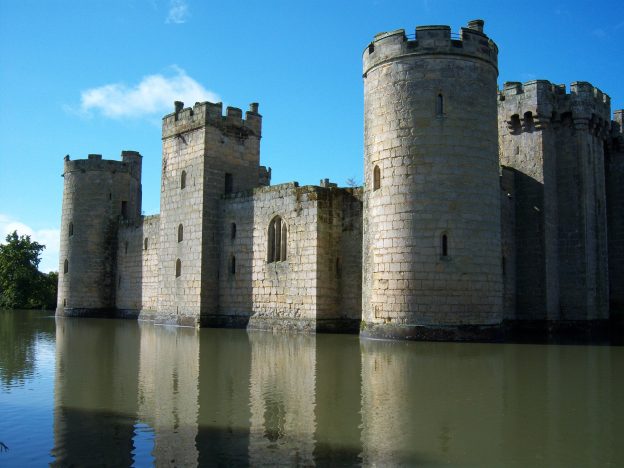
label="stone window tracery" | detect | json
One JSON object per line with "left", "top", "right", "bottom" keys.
{"left": 267, "top": 216, "right": 287, "bottom": 263}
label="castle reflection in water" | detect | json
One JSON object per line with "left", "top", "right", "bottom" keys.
{"left": 51, "top": 318, "right": 622, "bottom": 466}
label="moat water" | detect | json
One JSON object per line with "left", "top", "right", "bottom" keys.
{"left": 0, "top": 310, "right": 622, "bottom": 467}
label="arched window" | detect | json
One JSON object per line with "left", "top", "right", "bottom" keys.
{"left": 231, "top": 222, "right": 236, "bottom": 240}
{"left": 68, "top": 222, "right": 73, "bottom": 237}
{"left": 230, "top": 255, "right": 236, "bottom": 275}
{"left": 267, "top": 216, "right": 287, "bottom": 263}
{"left": 373, "top": 165, "right": 381, "bottom": 191}
{"left": 441, "top": 234, "right": 448, "bottom": 257}
{"left": 144, "top": 237, "right": 148, "bottom": 250}
{"left": 180, "top": 170, "right": 187, "bottom": 189}
{"left": 436, "top": 93, "right": 444, "bottom": 116}
{"left": 64, "top": 259, "right": 68, "bottom": 274}
{"left": 178, "top": 224, "right": 183, "bottom": 242}
{"left": 175, "top": 259, "right": 181, "bottom": 277}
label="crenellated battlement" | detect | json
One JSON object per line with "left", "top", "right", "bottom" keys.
{"left": 63, "top": 151, "right": 142, "bottom": 180}
{"left": 363, "top": 19, "right": 498, "bottom": 76}
{"left": 162, "top": 100, "right": 262, "bottom": 140}
{"left": 499, "top": 80, "right": 612, "bottom": 137}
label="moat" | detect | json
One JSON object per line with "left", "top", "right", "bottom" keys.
{"left": 1, "top": 310, "right": 622, "bottom": 466}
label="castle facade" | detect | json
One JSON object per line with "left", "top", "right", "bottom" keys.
{"left": 56, "top": 20, "right": 623, "bottom": 340}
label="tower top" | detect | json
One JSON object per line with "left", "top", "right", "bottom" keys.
{"left": 363, "top": 19, "right": 498, "bottom": 77}
{"left": 162, "top": 100, "right": 262, "bottom": 139}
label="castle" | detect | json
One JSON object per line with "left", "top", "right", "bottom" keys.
{"left": 56, "top": 20, "right": 624, "bottom": 340}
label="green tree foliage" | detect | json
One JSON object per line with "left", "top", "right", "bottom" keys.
{"left": 0, "top": 231, "right": 58, "bottom": 309}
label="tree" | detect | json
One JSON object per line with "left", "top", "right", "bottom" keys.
{"left": 0, "top": 231, "right": 57, "bottom": 309}
{"left": 346, "top": 177, "right": 360, "bottom": 188}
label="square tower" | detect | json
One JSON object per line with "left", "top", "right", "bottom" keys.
{"left": 157, "top": 101, "right": 262, "bottom": 326}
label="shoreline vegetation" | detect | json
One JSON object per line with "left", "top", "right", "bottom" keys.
{"left": 0, "top": 231, "right": 58, "bottom": 310}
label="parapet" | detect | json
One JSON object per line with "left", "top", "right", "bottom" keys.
{"left": 63, "top": 151, "right": 143, "bottom": 180}
{"left": 162, "top": 101, "right": 262, "bottom": 139}
{"left": 499, "top": 80, "right": 611, "bottom": 136}
{"left": 363, "top": 19, "right": 498, "bottom": 77}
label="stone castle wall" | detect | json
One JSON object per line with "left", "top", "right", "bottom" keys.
{"left": 57, "top": 152, "right": 141, "bottom": 316}
{"left": 115, "top": 215, "right": 160, "bottom": 315}
{"left": 362, "top": 20, "right": 503, "bottom": 339}
{"left": 606, "top": 110, "right": 624, "bottom": 312}
{"left": 498, "top": 80, "right": 611, "bottom": 321}
{"left": 56, "top": 19, "right": 623, "bottom": 339}
{"left": 217, "top": 182, "right": 362, "bottom": 331}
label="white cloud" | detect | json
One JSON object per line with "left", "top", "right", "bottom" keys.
{"left": 0, "top": 214, "right": 60, "bottom": 273}
{"left": 166, "top": 0, "right": 189, "bottom": 24}
{"left": 79, "top": 66, "right": 219, "bottom": 119}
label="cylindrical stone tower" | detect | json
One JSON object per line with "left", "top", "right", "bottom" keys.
{"left": 57, "top": 152, "right": 142, "bottom": 317}
{"left": 361, "top": 20, "right": 503, "bottom": 340}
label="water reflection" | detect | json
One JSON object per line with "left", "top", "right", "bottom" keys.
{"left": 137, "top": 322, "right": 199, "bottom": 466}
{"left": 43, "top": 315, "right": 624, "bottom": 466}
{"left": 0, "top": 310, "right": 54, "bottom": 388}
{"left": 52, "top": 317, "right": 139, "bottom": 466}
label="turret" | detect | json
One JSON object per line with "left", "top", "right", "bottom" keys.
{"left": 361, "top": 20, "right": 503, "bottom": 340}
{"left": 57, "top": 151, "right": 143, "bottom": 316}
{"left": 498, "top": 80, "right": 611, "bottom": 321}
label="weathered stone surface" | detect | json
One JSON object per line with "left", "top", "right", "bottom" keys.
{"left": 56, "top": 19, "right": 622, "bottom": 340}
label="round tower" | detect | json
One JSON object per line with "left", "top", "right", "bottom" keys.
{"left": 57, "top": 152, "right": 142, "bottom": 317}
{"left": 361, "top": 20, "right": 503, "bottom": 340}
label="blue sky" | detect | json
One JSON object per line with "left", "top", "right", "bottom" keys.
{"left": 1, "top": 0, "right": 622, "bottom": 272}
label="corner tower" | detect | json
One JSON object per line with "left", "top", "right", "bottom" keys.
{"left": 57, "top": 151, "right": 142, "bottom": 316}
{"left": 157, "top": 101, "right": 262, "bottom": 327}
{"left": 361, "top": 20, "right": 503, "bottom": 340}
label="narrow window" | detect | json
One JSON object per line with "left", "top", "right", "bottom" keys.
{"left": 442, "top": 234, "right": 448, "bottom": 257}
{"left": 64, "top": 259, "right": 68, "bottom": 274}
{"left": 63, "top": 298, "right": 66, "bottom": 307}
{"left": 124, "top": 241, "right": 128, "bottom": 254}
{"left": 268, "top": 219, "right": 275, "bottom": 262}
{"left": 502, "top": 256, "right": 506, "bottom": 275}
{"left": 225, "top": 173, "right": 233, "bottom": 194}
{"left": 118, "top": 275, "right": 122, "bottom": 287}
{"left": 68, "top": 222, "right": 74, "bottom": 237}
{"left": 373, "top": 165, "right": 381, "bottom": 191}
{"left": 180, "top": 170, "right": 187, "bottom": 189}
{"left": 121, "top": 201, "right": 128, "bottom": 219}
{"left": 144, "top": 237, "right": 148, "bottom": 250}
{"left": 436, "top": 93, "right": 444, "bottom": 116}
{"left": 280, "top": 222, "right": 287, "bottom": 261}
{"left": 230, "top": 255, "right": 236, "bottom": 275}
{"left": 109, "top": 193, "right": 112, "bottom": 200}
{"left": 267, "top": 216, "right": 287, "bottom": 263}
{"left": 175, "top": 259, "right": 181, "bottom": 278}
{"left": 274, "top": 217, "right": 282, "bottom": 262}
{"left": 336, "top": 257, "right": 342, "bottom": 279}
{"left": 178, "top": 224, "right": 183, "bottom": 242}
{"left": 231, "top": 223, "right": 237, "bottom": 240}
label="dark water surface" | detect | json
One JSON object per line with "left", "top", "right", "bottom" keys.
{"left": 0, "top": 310, "right": 622, "bottom": 467}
